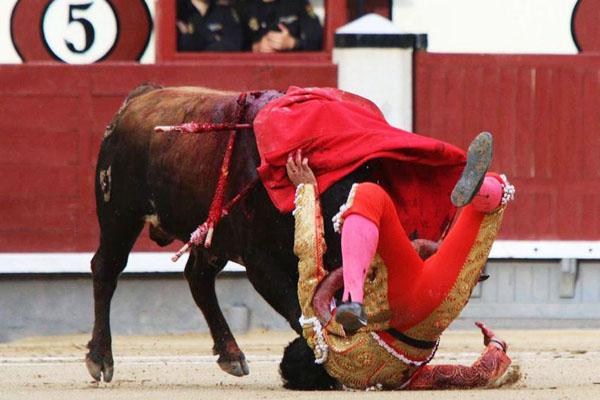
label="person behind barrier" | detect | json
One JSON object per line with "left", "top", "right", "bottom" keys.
{"left": 237, "top": 0, "right": 323, "bottom": 52}
{"left": 177, "top": 0, "right": 243, "bottom": 51}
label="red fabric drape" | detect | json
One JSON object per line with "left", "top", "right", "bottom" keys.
{"left": 254, "top": 87, "right": 467, "bottom": 240}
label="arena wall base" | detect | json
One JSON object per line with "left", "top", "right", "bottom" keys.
{"left": 2, "top": 259, "right": 600, "bottom": 342}
{"left": 453, "top": 260, "right": 600, "bottom": 329}
{"left": 0, "top": 272, "right": 289, "bottom": 343}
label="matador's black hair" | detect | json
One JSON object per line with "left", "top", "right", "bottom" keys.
{"left": 279, "top": 336, "right": 340, "bottom": 390}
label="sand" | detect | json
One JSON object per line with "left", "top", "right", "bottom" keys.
{"left": 1, "top": 329, "right": 599, "bottom": 399}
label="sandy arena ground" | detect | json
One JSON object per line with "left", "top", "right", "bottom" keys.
{"left": 1, "top": 329, "right": 600, "bottom": 399}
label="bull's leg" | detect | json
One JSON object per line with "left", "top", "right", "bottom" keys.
{"left": 184, "top": 249, "right": 249, "bottom": 377}
{"left": 86, "top": 219, "right": 144, "bottom": 382}
{"left": 244, "top": 258, "right": 302, "bottom": 334}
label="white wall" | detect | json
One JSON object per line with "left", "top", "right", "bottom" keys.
{"left": 392, "top": 0, "right": 579, "bottom": 54}
{"left": 312, "top": 0, "right": 325, "bottom": 23}
{"left": 0, "top": 0, "right": 20, "bottom": 63}
{"left": 140, "top": 0, "right": 156, "bottom": 63}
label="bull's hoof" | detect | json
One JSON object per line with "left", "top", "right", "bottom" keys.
{"left": 217, "top": 355, "right": 250, "bottom": 377}
{"left": 85, "top": 354, "right": 114, "bottom": 383}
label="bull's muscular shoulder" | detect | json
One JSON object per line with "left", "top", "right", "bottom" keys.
{"left": 129, "top": 84, "right": 234, "bottom": 99}
{"left": 103, "top": 83, "right": 160, "bottom": 138}
{"left": 164, "top": 86, "right": 236, "bottom": 96}
{"left": 118, "top": 86, "right": 239, "bottom": 133}
{"left": 127, "top": 86, "right": 237, "bottom": 111}
{"left": 126, "top": 82, "right": 162, "bottom": 101}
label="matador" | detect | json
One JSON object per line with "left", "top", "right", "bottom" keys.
{"left": 281, "top": 132, "right": 515, "bottom": 390}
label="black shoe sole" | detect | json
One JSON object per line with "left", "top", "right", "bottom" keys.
{"left": 451, "top": 132, "right": 493, "bottom": 207}
{"left": 335, "top": 303, "right": 367, "bottom": 333}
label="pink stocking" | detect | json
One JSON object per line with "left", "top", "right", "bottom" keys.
{"left": 341, "top": 214, "right": 379, "bottom": 303}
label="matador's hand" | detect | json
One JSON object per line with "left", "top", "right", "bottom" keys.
{"left": 286, "top": 149, "right": 317, "bottom": 187}
{"left": 476, "top": 321, "right": 507, "bottom": 352}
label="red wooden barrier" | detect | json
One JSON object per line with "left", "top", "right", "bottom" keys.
{"left": 2, "top": 53, "right": 599, "bottom": 254}
{"left": 0, "top": 63, "right": 336, "bottom": 252}
{"left": 414, "top": 53, "right": 600, "bottom": 239}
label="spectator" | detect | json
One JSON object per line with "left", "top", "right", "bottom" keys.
{"left": 237, "top": 0, "right": 323, "bottom": 52}
{"left": 177, "top": 0, "right": 243, "bottom": 51}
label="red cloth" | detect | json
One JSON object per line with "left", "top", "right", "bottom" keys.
{"left": 254, "top": 86, "right": 467, "bottom": 240}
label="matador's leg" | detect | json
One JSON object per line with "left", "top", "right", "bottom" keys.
{"left": 341, "top": 214, "right": 379, "bottom": 304}
{"left": 335, "top": 182, "right": 424, "bottom": 331}
{"left": 405, "top": 322, "right": 511, "bottom": 390}
{"left": 398, "top": 173, "right": 514, "bottom": 335}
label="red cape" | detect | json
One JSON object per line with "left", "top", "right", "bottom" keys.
{"left": 254, "top": 87, "right": 467, "bottom": 241}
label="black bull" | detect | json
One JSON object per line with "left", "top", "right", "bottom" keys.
{"left": 87, "top": 85, "right": 366, "bottom": 382}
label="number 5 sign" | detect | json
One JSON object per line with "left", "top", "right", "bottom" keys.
{"left": 11, "top": 0, "right": 152, "bottom": 63}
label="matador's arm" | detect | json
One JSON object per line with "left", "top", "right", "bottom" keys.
{"left": 405, "top": 322, "right": 511, "bottom": 390}
{"left": 288, "top": 149, "right": 328, "bottom": 322}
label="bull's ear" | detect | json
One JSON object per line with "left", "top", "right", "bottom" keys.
{"left": 279, "top": 337, "right": 339, "bottom": 391}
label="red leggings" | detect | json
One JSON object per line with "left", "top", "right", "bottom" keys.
{"left": 341, "top": 183, "right": 486, "bottom": 331}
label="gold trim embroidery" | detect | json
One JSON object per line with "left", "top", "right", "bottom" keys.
{"left": 332, "top": 183, "right": 358, "bottom": 233}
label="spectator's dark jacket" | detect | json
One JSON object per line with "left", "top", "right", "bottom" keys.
{"left": 178, "top": 0, "right": 242, "bottom": 51}
{"left": 238, "top": 0, "right": 323, "bottom": 51}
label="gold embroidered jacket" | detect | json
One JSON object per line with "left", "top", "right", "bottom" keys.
{"left": 293, "top": 183, "right": 505, "bottom": 389}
